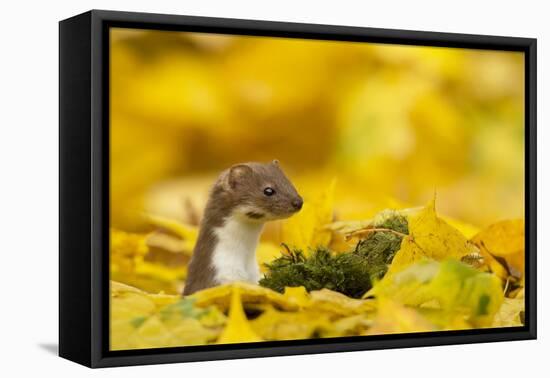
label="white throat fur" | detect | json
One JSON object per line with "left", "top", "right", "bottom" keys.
{"left": 212, "top": 214, "right": 264, "bottom": 285}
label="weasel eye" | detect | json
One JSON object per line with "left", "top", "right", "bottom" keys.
{"left": 263, "top": 187, "right": 275, "bottom": 196}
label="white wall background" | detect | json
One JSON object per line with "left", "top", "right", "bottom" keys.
{"left": 0, "top": 0, "right": 547, "bottom": 376}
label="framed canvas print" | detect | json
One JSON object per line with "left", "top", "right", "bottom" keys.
{"left": 59, "top": 10, "right": 537, "bottom": 368}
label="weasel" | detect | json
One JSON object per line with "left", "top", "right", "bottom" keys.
{"left": 183, "top": 160, "right": 303, "bottom": 296}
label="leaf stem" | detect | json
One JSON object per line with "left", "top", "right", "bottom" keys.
{"left": 345, "top": 227, "right": 408, "bottom": 240}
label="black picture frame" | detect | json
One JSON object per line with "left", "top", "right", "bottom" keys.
{"left": 59, "top": 9, "right": 537, "bottom": 368}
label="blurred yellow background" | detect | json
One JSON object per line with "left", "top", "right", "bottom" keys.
{"left": 110, "top": 28, "right": 524, "bottom": 233}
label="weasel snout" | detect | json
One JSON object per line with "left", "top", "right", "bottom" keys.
{"left": 291, "top": 197, "right": 303, "bottom": 211}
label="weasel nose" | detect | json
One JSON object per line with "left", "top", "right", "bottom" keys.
{"left": 292, "top": 198, "right": 303, "bottom": 210}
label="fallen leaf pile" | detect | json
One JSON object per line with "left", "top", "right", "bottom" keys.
{"left": 110, "top": 193, "right": 525, "bottom": 350}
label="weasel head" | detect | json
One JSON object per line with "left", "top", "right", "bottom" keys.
{"left": 218, "top": 160, "right": 303, "bottom": 222}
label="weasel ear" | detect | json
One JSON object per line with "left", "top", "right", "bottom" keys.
{"left": 271, "top": 159, "right": 279, "bottom": 166}
{"left": 225, "top": 164, "right": 253, "bottom": 189}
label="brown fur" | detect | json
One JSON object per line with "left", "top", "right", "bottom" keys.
{"left": 183, "top": 160, "right": 302, "bottom": 295}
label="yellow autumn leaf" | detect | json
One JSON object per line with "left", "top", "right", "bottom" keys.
{"left": 118, "top": 314, "right": 220, "bottom": 350}
{"left": 110, "top": 281, "right": 225, "bottom": 350}
{"left": 319, "top": 314, "right": 373, "bottom": 338}
{"left": 472, "top": 219, "right": 524, "bottom": 255}
{"left": 509, "top": 287, "right": 525, "bottom": 299}
{"left": 111, "top": 228, "right": 190, "bottom": 294}
{"left": 492, "top": 297, "right": 524, "bottom": 327}
{"left": 145, "top": 213, "right": 199, "bottom": 247}
{"left": 251, "top": 307, "right": 331, "bottom": 340}
{"left": 190, "top": 282, "right": 299, "bottom": 312}
{"left": 282, "top": 286, "right": 311, "bottom": 308}
{"left": 110, "top": 281, "right": 180, "bottom": 323}
{"left": 418, "top": 308, "right": 473, "bottom": 331}
{"left": 128, "top": 316, "right": 176, "bottom": 349}
{"left": 280, "top": 179, "right": 336, "bottom": 254}
{"left": 388, "top": 198, "right": 478, "bottom": 274}
{"left": 111, "top": 283, "right": 158, "bottom": 326}
{"left": 471, "top": 219, "right": 525, "bottom": 278}
{"left": 111, "top": 280, "right": 151, "bottom": 296}
{"left": 217, "top": 287, "right": 263, "bottom": 344}
{"left": 308, "top": 289, "right": 376, "bottom": 317}
{"left": 249, "top": 290, "right": 375, "bottom": 340}
{"left": 469, "top": 249, "right": 509, "bottom": 281}
{"left": 366, "top": 297, "right": 436, "bottom": 335}
{"left": 368, "top": 260, "right": 504, "bottom": 327}
{"left": 165, "top": 317, "right": 221, "bottom": 346}
{"left": 134, "top": 260, "right": 187, "bottom": 283}
{"left": 110, "top": 229, "right": 149, "bottom": 274}
{"left": 282, "top": 286, "right": 376, "bottom": 316}
{"left": 441, "top": 216, "right": 480, "bottom": 239}
{"left": 147, "top": 231, "right": 196, "bottom": 257}
{"left": 111, "top": 280, "right": 180, "bottom": 308}
{"left": 110, "top": 281, "right": 172, "bottom": 350}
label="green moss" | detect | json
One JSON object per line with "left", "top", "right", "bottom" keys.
{"left": 260, "top": 247, "right": 373, "bottom": 298}
{"left": 355, "top": 213, "right": 408, "bottom": 281}
{"left": 260, "top": 213, "right": 408, "bottom": 298}
{"left": 374, "top": 212, "right": 409, "bottom": 235}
